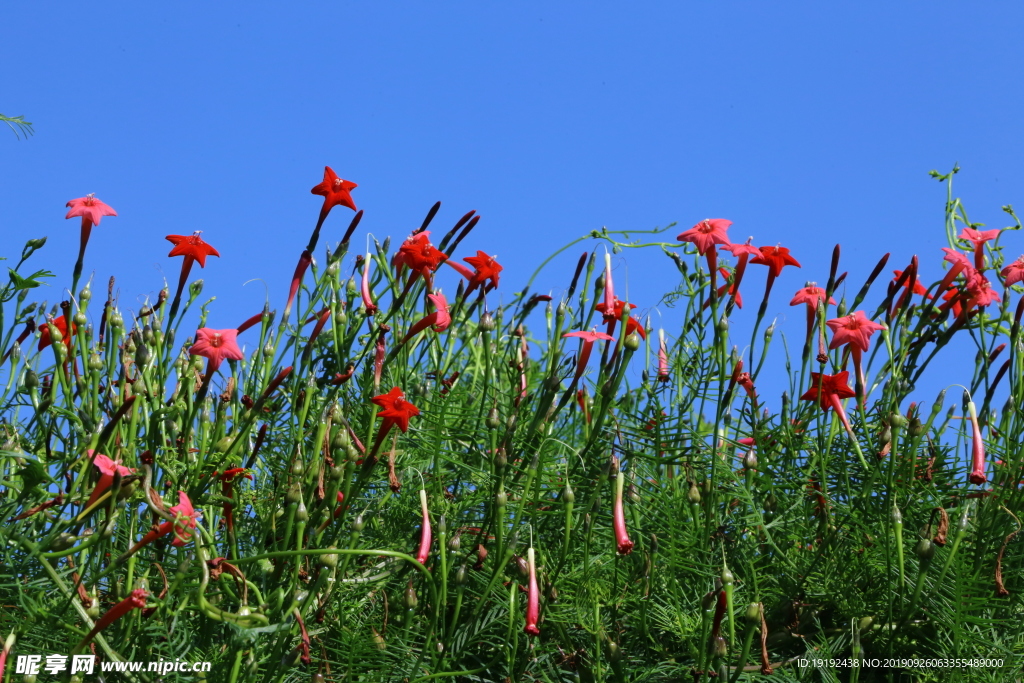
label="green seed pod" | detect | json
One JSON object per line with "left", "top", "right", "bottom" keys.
{"left": 87, "top": 353, "right": 103, "bottom": 371}
{"left": 745, "top": 602, "right": 761, "bottom": 624}
{"left": 330, "top": 465, "right": 344, "bottom": 481}
{"left": 24, "top": 368, "right": 38, "bottom": 389}
{"left": 333, "top": 308, "right": 347, "bottom": 326}
{"left": 7, "top": 341, "right": 20, "bottom": 363}
{"left": 721, "top": 565, "right": 734, "bottom": 585}
{"left": 915, "top": 538, "right": 935, "bottom": 561}
{"left": 563, "top": 483, "right": 575, "bottom": 504}
{"left": 142, "top": 325, "right": 155, "bottom": 345}
{"left": 716, "top": 315, "right": 729, "bottom": 334}
{"left": 687, "top": 481, "right": 701, "bottom": 505}
{"left": 351, "top": 515, "right": 365, "bottom": 532}
{"left": 346, "top": 277, "right": 358, "bottom": 298}
{"left": 285, "top": 485, "right": 302, "bottom": 505}
{"left": 73, "top": 312, "right": 87, "bottom": 326}
{"left": 478, "top": 312, "right": 496, "bottom": 332}
{"left": 496, "top": 491, "right": 507, "bottom": 507}
{"left": 713, "top": 635, "right": 728, "bottom": 658}
{"left": 889, "top": 411, "right": 908, "bottom": 428}
{"left": 23, "top": 675, "right": 39, "bottom": 683}
{"left": 404, "top": 584, "right": 418, "bottom": 609}
{"left": 493, "top": 448, "right": 507, "bottom": 469}
{"left": 607, "top": 639, "right": 623, "bottom": 662}
{"left": 295, "top": 501, "right": 309, "bottom": 522}
{"left": 189, "top": 279, "right": 204, "bottom": 297}
{"left": 258, "top": 559, "right": 274, "bottom": 576}
{"left": 624, "top": 331, "right": 641, "bottom": 351}
{"left": 448, "top": 534, "right": 461, "bottom": 552}
{"left": 290, "top": 460, "right": 304, "bottom": 477}
{"left": 319, "top": 547, "right": 339, "bottom": 569}
{"left": 908, "top": 417, "right": 925, "bottom": 437}
{"left": 372, "top": 629, "right": 387, "bottom": 650}
{"left": 135, "top": 344, "right": 151, "bottom": 367}
{"left": 455, "top": 565, "right": 468, "bottom": 586}
{"left": 858, "top": 616, "right": 874, "bottom": 632}
{"left": 50, "top": 533, "right": 77, "bottom": 552}
{"left": 86, "top": 601, "right": 101, "bottom": 619}
{"left": 513, "top": 555, "right": 529, "bottom": 580}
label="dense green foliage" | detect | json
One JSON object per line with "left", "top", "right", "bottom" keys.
{"left": 1, "top": 168, "right": 1022, "bottom": 682}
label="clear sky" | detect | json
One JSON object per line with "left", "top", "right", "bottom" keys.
{"left": 3, "top": 3, "right": 1023, "bottom": 404}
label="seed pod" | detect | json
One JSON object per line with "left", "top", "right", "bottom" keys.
{"left": 713, "top": 635, "right": 728, "bottom": 658}
{"left": 496, "top": 491, "right": 507, "bottom": 507}
{"left": 295, "top": 501, "right": 309, "bottom": 522}
{"left": 404, "top": 583, "right": 418, "bottom": 609}
{"left": 563, "top": 483, "right": 575, "bottom": 504}
{"left": 23, "top": 368, "right": 38, "bottom": 389}
{"left": 351, "top": 515, "right": 365, "bottom": 532}
{"left": 448, "top": 534, "right": 461, "bottom": 552}
{"left": 87, "top": 353, "right": 103, "bottom": 371}
{"left": 479, "top": 312, "right": 496, "bottom": 332}
{"left": 721, "top": 565, "right": 735, "bottom": 585}
{"left": 290, "top": 460, "right": 304, "bottom": 476}
{"left": 624, "top": 332, "right": 641, "bottom": 351}
{"left": 514, "top": 555, "right": 529, "bottom": 580}
{"left": 889, "top": 411, "right": 908, "bottom": 427}
{"left": 73, "top": 311, "right": 87, "bottom": 326}
{"left": 858, "top": 616, "right": 874, "bottom": 632}
{"left": 687, "top": 481, "right": 701, "bottom": 504}
{"left": 455, "top": 565, "right": 468, "bottom": 586}
{"left": 258, "top": 559, "right": 274, "bottom": 576}
{"left": 607, "top": 639, "right": 622, "bottom": 662}
{"left": 493, "top": 448, "right": 507, "bottom": 469}
{"left": 717, "top": 315, "right": 729, "bottom": 333}
{"left": 745, "top": 602, "right": 760, "bottom": 624}
{"left": 285, "top": 485, "right": 302, "bottom": 505}
{"left": 312, "top": 673, "right": 326, "bottom": 683}
{"left": 319, "top": 547, "right": 339, "bottom": 569}
{"left": 915, "top": 538, "right": 934, "bottom": 560}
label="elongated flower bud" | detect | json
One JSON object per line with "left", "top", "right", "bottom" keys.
{"left": 76, "top": 589, "right": 148, "bottom": 652}
{"left": 524, "top": 547, "right": 540, "bottom": 636}
{"left": 657, "top": 329, "right": 670, "bottom": 381}
{"left": 612, "top": 462, "right": 634, "bottom": 555}
{"left": 967, "top": 397, "right": 986, "bottom": 485}
{"left": 361, "top": 254, "right": 378, "bottom": 315}
{"left": 415, "top": 489, "right": 432, "bottom": 565}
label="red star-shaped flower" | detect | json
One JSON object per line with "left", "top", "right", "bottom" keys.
{"left": 959, "top": 227, "right": 1001, "bottom": 249}
{"left": 310, "top": 166, "right": 358, "bottom": 214}
{"left": 166, "top": 233, "right": 221, "bottom": 268}
{"left": 189, "top": 328, "right": 245, "bottom": 372}
{"left": 393, "top": 232, "right": 448, "bottom": 280}
{"left": 750, "top": 245, "right": 801, "bottom": 278}
{"left": 65, "top": 194, "right": 118, "bottom": 227}
{"left": 1001, "top": 256, "right": 1024, "bottom": 287}
{"left": 372, "top": 386, "right": 420, "bottom": 434}
{"left": 449, "top": 251, "right": 503, "bottom": 295}
{"left": 799, "top": 371, "right": 856, "bottom": 411}
{"left": 677, "top": 219, "right": 732, "bottom": 256}
{"left": 595, "top": 297, "right": 646, "bottom": 339}
{"left": 826, "top": 310, "right": 886, "bottom": 352}
{"left": 790, "top": 285, "right": 835, "bottom": 309}
{"left": 892, "top": 269, "right": 929, "bottom": 297}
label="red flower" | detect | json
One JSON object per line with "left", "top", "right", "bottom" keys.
{"left": 165, "top": 233, "right": 220, "bottom": 268}
{"left": 84, "top": 450, "right": 135, "bottom": 511}
{"left": 959, "top": 227, "right": 1001, "bottom": 270}
{"left": 392, "top": 232, "right": 447, "bottom": 284}
{"left": 800, "top": 372, "right": 856, "bottom": 432}
{"left": 190, "top": 328, "right": 245, "bottom": 373}
{"left": 372, "top": 387, "right": 420, "bottom": 435}
{"left": 826, "top": 311, "right": 886, "bottom": 352}
{"left": 403, "top": 293, "right": 451, "bottom": 342}
{"left": 892, "top": 270, "right": 929, "bottom": 297}
{"left": 964, "top": 271, "right": 1001, "bottom": 309}
{"left": 415, "top": 489, "right": 432, "bottom": 565}
{"left": 128, "top": 492, "right": 199, "bottom": 556}
{"left": 595, "top": 297, "right": 646, "bottom": 339}
{"left": 38, "top": 316, "right": 76, "bottom": 351}
{"left": 563, "top": 329, "right": 615, "bottom": 382}
{"left": 1000, "top": 256, "right": 1024, "bottom": 287}
{"left": 714, "top": 267, "right": 743, "bottom": 308}
{"left": 790, "top": 286, "right": 835, "bottom": 309}
{"left": 77, "top": 588, "right": 148, "bottom": 650}
{"left": 361, "top": 253, "right": 379, "bottom": 315}
{"left": 65, "top": 194, "right": 118, "bottom": 227}
{"left": 310, "top": 166, "right": 358, "bottom": 215}
{"left": 677, "top": 219, "right": 732, "bottom": 256}
{"left": 750, "top": 245, "right": 801, "bottom": 278}
{"left": 524, "top": 546, "right": 541, "bottom": 636}
{"left": 448, "top": 251, "right": 503, "bottom": 295}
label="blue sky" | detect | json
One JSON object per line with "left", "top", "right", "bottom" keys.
{"left": 3, "top": 3, "right": 1023, "bottom": 405}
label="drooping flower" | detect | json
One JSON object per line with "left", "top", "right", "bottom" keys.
{"left": 166, "top": 233, "right": 221, "bottom": 320}
{"left": 284, "top": 250, "right": 313, "bottom": 318}
{"left": 826, "top": 311, "right": 886, "bottom": 353}
{"left": 76, "top": 588, "right": 148, "bottom": 652}
{"left": 563, "top": 329, "right": 615, "bottom": 383}
{"left": 959, "top": 227, "right": 1001, "bottom": 270}
{"left": 678, "top": 219, "right": 732, "bottom": 256}
{"left": 892, "top": 269, "right": 929, "bottom": 297}
{"left": 392, "top": 232, "right": 447, "bottom": 287}
{"left": 447, "top": 250, "right": 503, "bottom": 296}
{"left": 372, "top": 387, "right": 420, "bottom": 436}
{"left": 38, "top": 315, "right": 76, "bottom": 351}
{"left": 750, "top": 245, "right": 801, "bottom": 278}
{"left": 311, "top": 166, "right": 358, "bottom": 215}
{"left": 189, "top": 328, "right": 245, "bottom": 373}
{"left": 415, "top": 488, "right": 432, "bottom": 565}
{"left": 361, "top": 254, "right": 379, "bottom": 315}
{"left": 126, "top": 492, "right": 199, "bottom": 557}
{"left": 1000, "top": 256, "right": 1024, "bottom": 287}
{"left": 84, "top": 450, "right": 135, "bottom": 511}
{"left": 524, "top": 546, "right": 541, "bottom": 636}
{"left": 800, "top": 372, "right": 856, "bottom": 433}
{"left": 403, "top": 293, "right": 451, "bottom": 342}
{"left": 612, "top": 459, "right": 634, "bottom": 555}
